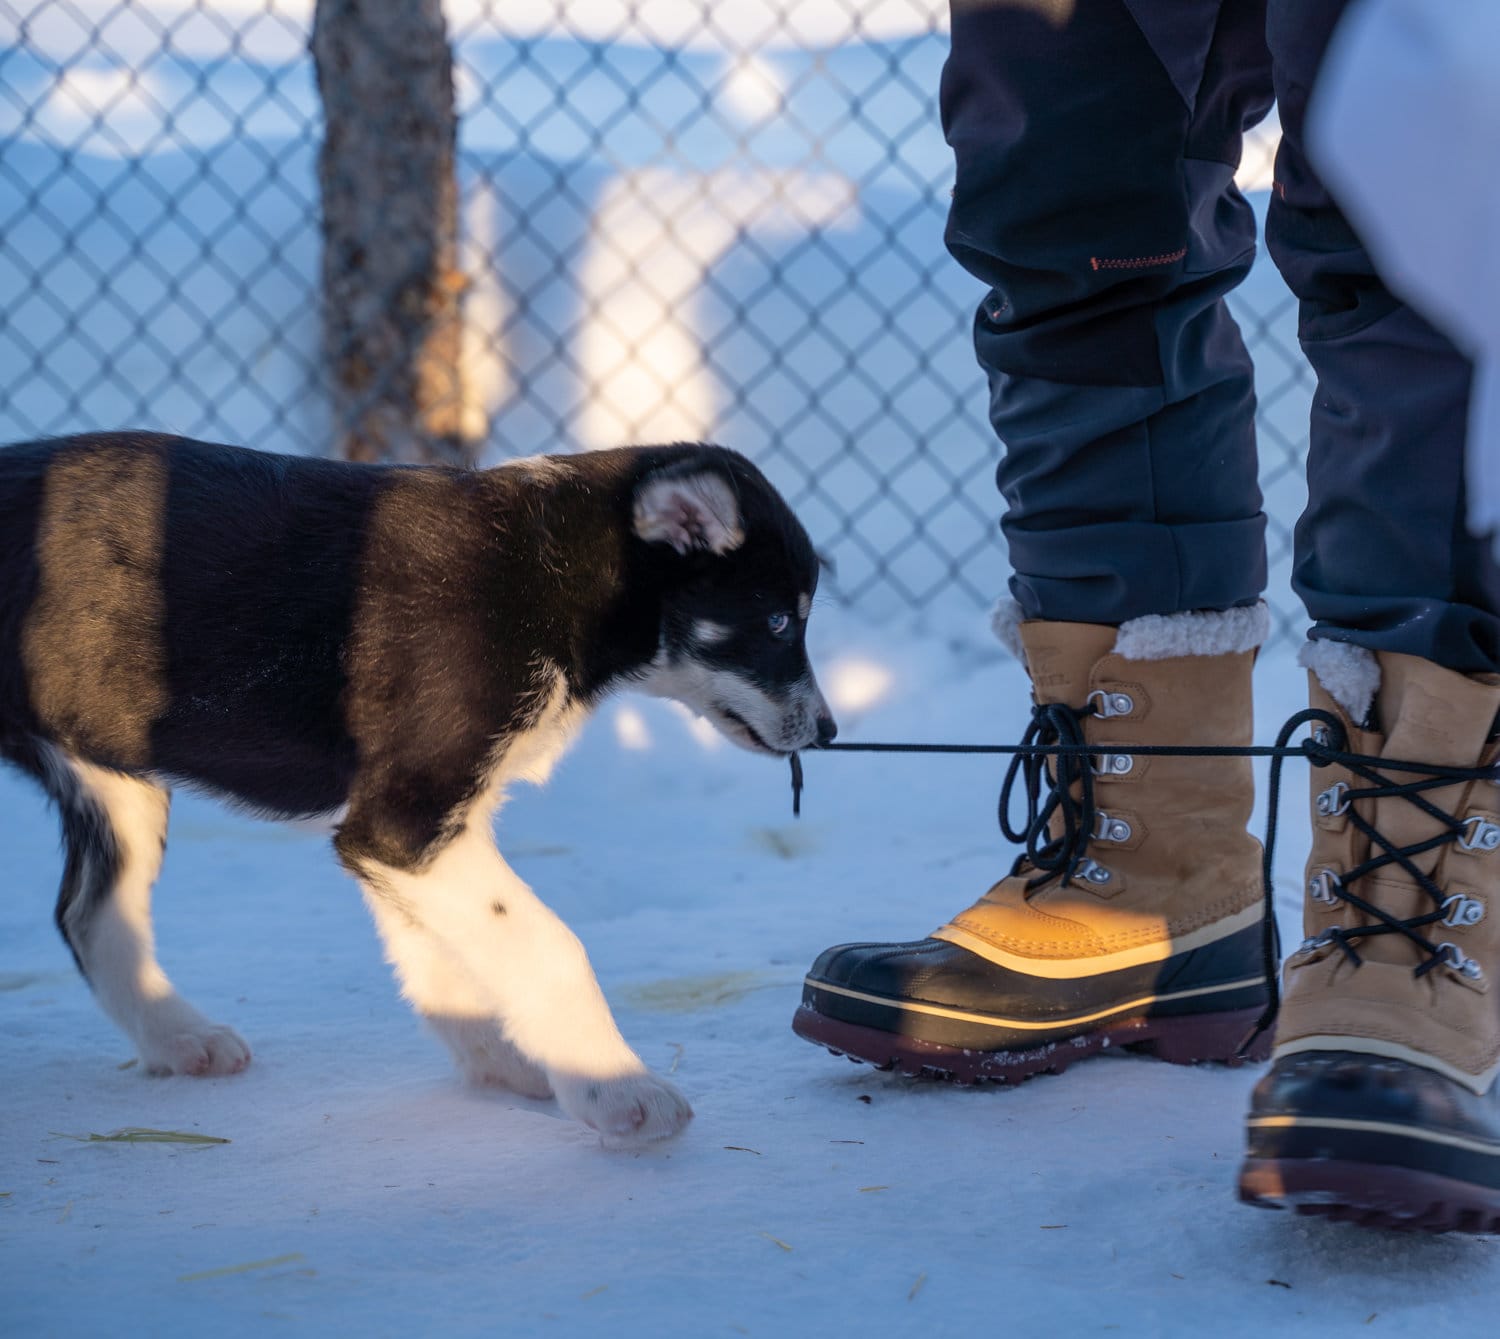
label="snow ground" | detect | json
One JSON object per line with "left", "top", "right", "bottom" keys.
{"left": 3, "top": 602, "right": 1497, "bottom": 1339}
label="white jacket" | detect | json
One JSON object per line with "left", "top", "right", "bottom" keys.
{"left": 1309, "top": 0, "right": 1500, "bottom": 550}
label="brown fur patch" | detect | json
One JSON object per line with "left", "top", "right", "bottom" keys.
{"left": 22, "top": 440, "right": 168, "bottom": 768}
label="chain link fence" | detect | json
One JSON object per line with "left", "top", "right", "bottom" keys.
{"left": 0, "top": 0, "right": 1310, "bottom": 635}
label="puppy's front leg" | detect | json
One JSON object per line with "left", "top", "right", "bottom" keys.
{"left": 361, "top": 893, "right": 553, "bottom": 1099}
{"left": 340, "top": 813, "right": 691, "bottom": 1144}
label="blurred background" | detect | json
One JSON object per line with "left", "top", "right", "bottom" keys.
{"left": 0, "top": 0, "right": 1310, "bottom": 637}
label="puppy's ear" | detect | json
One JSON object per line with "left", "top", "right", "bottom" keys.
{"left": 633, "top": 469, "right": 744, "bottom": 555}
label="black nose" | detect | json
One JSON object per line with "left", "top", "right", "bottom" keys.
{"left": 816, "top": 714, "right": 838, "bottom": 746}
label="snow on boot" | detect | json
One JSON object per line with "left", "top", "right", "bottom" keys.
{"left": 793, "top": 605, "right": 1273, "bottom": 1082}
{"left": 1240, "top": 648, "right": 1500, "bottom": 1232}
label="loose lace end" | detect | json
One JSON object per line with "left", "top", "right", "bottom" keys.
{"left": 1236, "top": 1007, "right": 1276, "bottom": 1060}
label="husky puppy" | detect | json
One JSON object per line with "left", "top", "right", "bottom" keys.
{"left": 0, "top": 432, "right": 835, "bottom": 1143}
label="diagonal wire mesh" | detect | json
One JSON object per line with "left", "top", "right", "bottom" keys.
{"left": 0, "top": 0, "right": 1309, "bottom": 635}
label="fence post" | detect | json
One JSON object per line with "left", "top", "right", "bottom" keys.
{"left": 311, "top": 0, "right": 472, "bottom": 465}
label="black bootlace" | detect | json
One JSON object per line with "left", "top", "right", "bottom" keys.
{"left": 1271, "top": 708, "right": 1495, "bottom": 981}
{"left": 998, "top": 699, "right": 1099, "bottom": 890}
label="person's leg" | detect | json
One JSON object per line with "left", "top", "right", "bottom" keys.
{"left": 794, "top": 0, "right": 1280, "bottom": 1080}
{"left": 1267, "top": 3, "right": 1500, "bottom": 674}
{"left": 1240, "top": 0, "right": 1500, "bottom": 1231}
{"left": 945, "top": 0, "right": 1272, "bottom": 621}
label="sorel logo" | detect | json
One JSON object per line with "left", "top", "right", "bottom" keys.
{"left": 1400, "top": 684, "right": 1459, "bottom": 741}
{"left": 1028, "top": 645, "right": 1065, "bottom": 689}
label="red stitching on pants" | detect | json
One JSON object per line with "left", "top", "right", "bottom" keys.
{"left": 1089, "top": 247, "right": 1187, "bottom": 272}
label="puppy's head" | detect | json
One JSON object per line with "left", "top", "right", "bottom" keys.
{"left": 632, "top": 448, "right": 836, "bottom": 756}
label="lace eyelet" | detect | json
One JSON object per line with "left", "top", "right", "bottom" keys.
{"left": 1308, "top": 868, "right": 1342, "bottom": 906}
{"left": 1437, "top": 941, "right": 1484, "bottom": 981}
{"left": 1440, "top": 893, "right": 1485, "bottom": 928}
{"left": 1315, "top": 781, "right": 1349, "bottom": 817}
{"left": 1091, "top": 752, "right": 1133, "bottom": 777}
{"left": 1092, "top": 810, "right": 1132, "bottom": 843}
{"left": 1458, "top": 815, "right": 1500, "bottom": 853}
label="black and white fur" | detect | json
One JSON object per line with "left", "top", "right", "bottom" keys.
{"left": 0, "top": 432, "right": 834, "bottom": 1143}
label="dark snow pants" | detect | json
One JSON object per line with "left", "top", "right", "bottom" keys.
{"left": 942, "top": 0, "right": 1500, "bottom": 672}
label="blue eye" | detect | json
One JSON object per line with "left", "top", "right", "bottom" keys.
{"left": 768, "top": 612, "right": 792, "bottom": 638}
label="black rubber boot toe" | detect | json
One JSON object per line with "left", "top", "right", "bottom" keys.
{"left": 794, "top": 924, "right": 1271, "bottom": 1084}
{"left": 1240, "top": 1050, "right": 1500, "bottom": 1232}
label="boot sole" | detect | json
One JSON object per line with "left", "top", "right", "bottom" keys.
{"left": 791, "top": 1002, "right": 1270, "bottom": 1085}
{"left": 1239, "top": 1157, "right": 1500, "bottom": 1234}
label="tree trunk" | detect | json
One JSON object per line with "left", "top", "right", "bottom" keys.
{"left": 312, "top": 0, "right": 472, "bottom": 465}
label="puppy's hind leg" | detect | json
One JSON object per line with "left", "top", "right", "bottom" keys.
{"left": 361, "top": 893, "right": 552, "bottom": 1098}
{"left": 42, "top": 746, "right": 250, "bottom": 1077}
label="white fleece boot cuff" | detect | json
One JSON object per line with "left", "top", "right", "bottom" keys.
{"left": 1113, "top": 604, "right": 1270, "bottom": 660}
{"left": 1299, "top": 638, "right": 1380, "bottom": 723}
{"left": 991, "top": 598, "right": 1028, "bottom": 664}
{"left": 992, "top": 600, "right": 1270, "bottom": 666}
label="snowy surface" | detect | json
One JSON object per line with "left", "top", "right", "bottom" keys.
{"left": 4, "top": 602, "right": 1498, "bottom": 1338}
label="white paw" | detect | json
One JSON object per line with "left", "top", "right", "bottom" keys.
{"left": 551, "top": 1069, "right": 694, "bottom": 1145}
{"left": 429, "top": 1017, "right": 554, "bottom": 1099}
{"left": 139, "top": 1023, "right": 252, "bottom": 1077}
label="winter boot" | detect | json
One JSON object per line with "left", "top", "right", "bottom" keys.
{"left": 793, "top": 605, "right": 1274, "bottom": 1082}
{"left": 1240, "top": 648, "right": 1500, "bottom": 1231}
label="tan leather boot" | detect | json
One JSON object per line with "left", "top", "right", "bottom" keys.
{"left": 794, "top": 606, "right": 1273, "bottom": 1082}
{"left": 1241, "top": 650, "right": 1500, "bottom": 1231}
